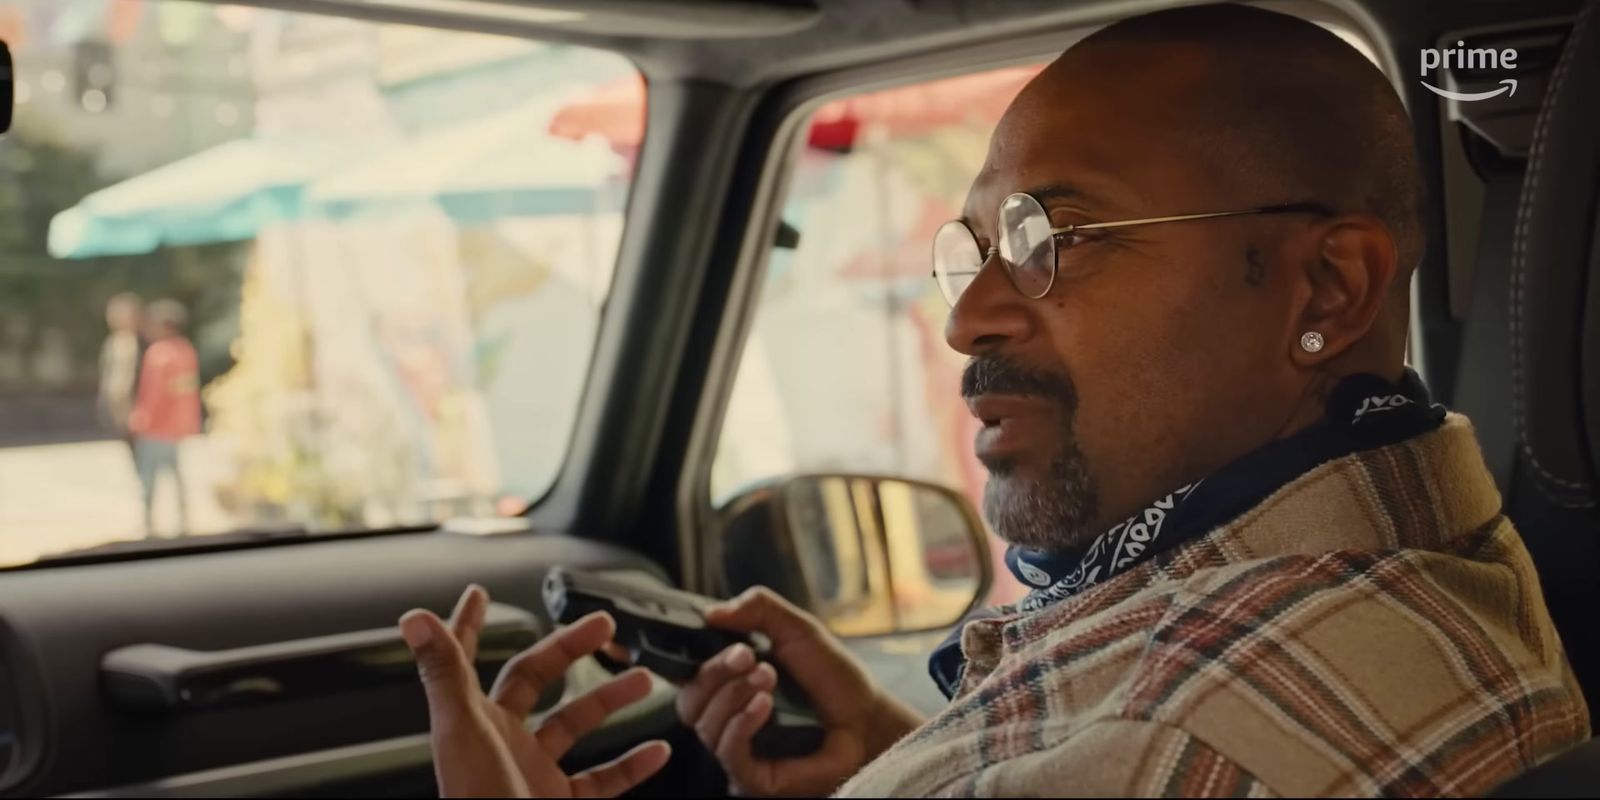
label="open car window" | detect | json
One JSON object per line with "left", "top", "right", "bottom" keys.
{"left": 0, "top": 1, "right": 642, "bottom": 566}
{"left": 710, "top": 64, "right": 1050, "bottom": 604}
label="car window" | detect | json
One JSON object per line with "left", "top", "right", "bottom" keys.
{"left": 710, "top": 64, "right": 1046, "bottom": 604}
{"left": 0, "top": 1, "right": 641, "bottom": 566}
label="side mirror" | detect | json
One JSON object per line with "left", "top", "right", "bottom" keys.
{"left": 717, "top": 473, "right": 992, "bottom": 638}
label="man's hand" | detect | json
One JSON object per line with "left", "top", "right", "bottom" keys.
{"left": 401, "top": 585, "right": 671, "bottom": 798}
{"left": 676, "top": 587, "right": 923, "bottom": 797}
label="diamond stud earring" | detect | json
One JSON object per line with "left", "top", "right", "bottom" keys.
{"left": 1300, "top": 331, "right": 1325, "bottom": 353}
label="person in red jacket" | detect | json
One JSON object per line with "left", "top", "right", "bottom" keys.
{"left": 128, "top": 299, "right": 201, "bottom": 537}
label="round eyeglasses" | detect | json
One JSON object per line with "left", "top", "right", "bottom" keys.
{"left": 932, "top": 193, "right": 1334, "bottom": 306}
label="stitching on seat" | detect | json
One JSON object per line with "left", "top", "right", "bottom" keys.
{"left": 1511, "top": 0, "right": 1598, "bottom": 505}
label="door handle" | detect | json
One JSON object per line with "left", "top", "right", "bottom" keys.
{"left": 102, "top": 602, "right": 542, "bottom": 712}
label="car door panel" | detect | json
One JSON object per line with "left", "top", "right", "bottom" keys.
{"left": 64, "top": 659, "right": 684, "bottom": 799}
{"left": 0, "top": 532, "right": 667, "bottom": 797}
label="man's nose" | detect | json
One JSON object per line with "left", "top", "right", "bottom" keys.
{"left": 944, "top": 254, "right": 1036, "bottom": 355}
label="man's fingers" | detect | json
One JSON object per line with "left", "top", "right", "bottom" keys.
{"left": 448, "top": 584, "right": 490, "bottom": 665}
{"left": 400, "top": 610, "right": 480, "bottom": 722}
{"left": 535, "top": 668, "right": 654, "bottom": 758}
{"left": 703, "top": 587, "right": 819, "bottom": 645}
{"left": 568, "top": 740, "right": 672, "bottom": 798}
{"left": 675, "top": 642, "right": 760, "bottom": 725}
{"left": 599, "top": 640, "right": 633, "bottom": 666}
{"left": 693, "top": 663, "right": 775, "bottom": 753}
{"left": 490, "top": 611, "right": 616, "bottom": 718}
{"left": 716, "top": 691, "right": 777, "bottom": 792}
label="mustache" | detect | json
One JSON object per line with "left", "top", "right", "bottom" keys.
{"left": 961, "top": 353, "right": 1077, "bottom": 406}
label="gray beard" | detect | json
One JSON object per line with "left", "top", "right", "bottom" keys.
{"left": 982, "top": 441, "right": 1100, "bottom": 552}
{"left": 962, "top": 352, "right": 1099, "bottom": 552}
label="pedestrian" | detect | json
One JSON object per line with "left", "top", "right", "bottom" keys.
{"left": 128, "top": 299, "right": 201, "bottom": 537}
{"left": 97, "top": 293, "right": 144, "bottom": 453}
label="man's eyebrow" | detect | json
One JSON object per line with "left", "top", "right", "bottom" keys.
{"left": 1024, "top": 183, "right": 1086, "bottom": 204}
{"left": 956, "top": 183, "right": 1091, "bottom": 230}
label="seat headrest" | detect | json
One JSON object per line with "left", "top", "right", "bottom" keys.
{"left": 1512, "top": 0, "right": 1600, "bottom": 508}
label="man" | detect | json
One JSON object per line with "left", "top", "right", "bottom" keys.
{"left": 128, "top": 298, "right": 201, "bottom": 537}
{"left": 399, "top": 4, "right": 1591, "bottom": 797}
{"left": 98, "top": 293, "right": 144, "bottom": 450}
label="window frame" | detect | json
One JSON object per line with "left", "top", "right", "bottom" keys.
{"left": 673, "top": 33, "right": 1094, "bottom": 595}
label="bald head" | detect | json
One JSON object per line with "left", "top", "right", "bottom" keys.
{"left": 947, "top": 3, "right": 1425, "bottom": 550}
{"left": 1062, "top": 3, "right": 1423, "bottom": 273}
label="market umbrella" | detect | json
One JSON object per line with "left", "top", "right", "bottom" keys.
{"left": 307, "top": 100, "right": 627, "bottom": 224}
{"left": 46, "top": 138, "right": 342, "bottom": 259}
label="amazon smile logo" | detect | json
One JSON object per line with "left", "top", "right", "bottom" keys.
{"left": 1420, "top": 42, "right": 1518, "bottom": 101}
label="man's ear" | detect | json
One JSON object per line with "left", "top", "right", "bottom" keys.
{"left": 1291, "top": 213, "right": 1398, "bottom": 365}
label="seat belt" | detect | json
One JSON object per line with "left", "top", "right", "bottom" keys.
{"left": 1452, "top": 168, "right": 1524, "bottom": 491}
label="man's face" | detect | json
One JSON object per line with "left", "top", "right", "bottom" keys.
{"left": 948, "top": 44, "right": 1309, "bottom": 551}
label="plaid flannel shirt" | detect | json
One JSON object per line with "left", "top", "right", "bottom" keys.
{"left": 840, "top": 414, "right": 1591, "bottom": 797}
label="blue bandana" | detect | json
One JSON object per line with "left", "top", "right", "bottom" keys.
{"left": 928, "top": 369, "right": 1446, "bottom": 698}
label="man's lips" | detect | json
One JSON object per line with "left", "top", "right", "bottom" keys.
{"left": 966, "top": 393, "right": 1050, "bottom": 427}
{"left": 967, "top": 394, "right": 1053, "bottom": 462}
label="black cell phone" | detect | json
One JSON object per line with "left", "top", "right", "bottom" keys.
{"left": 541, "top": 567, "right": 825, "bottom": 759}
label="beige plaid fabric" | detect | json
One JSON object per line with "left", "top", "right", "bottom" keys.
{"left": 840, "top": 415, "right": 1591, "bottom": 797}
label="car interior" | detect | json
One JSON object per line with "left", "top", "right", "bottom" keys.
{"left": 0, "top": 0, "right": 1596, "bottom": 796}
